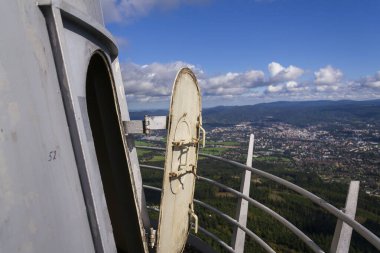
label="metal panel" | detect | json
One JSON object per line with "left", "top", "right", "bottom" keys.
{"left": 111, "top": 58, "right": 152, "bottom": 235}
{"left": 156, "top": 68, "right": 202, "bottom": 253}
{"left": 38, "top": 0, "right": 104, "bottom": 25}
{"left": 0, "top": 1, "right": 95, "bottom": 252}
{"left": 124, "top": 116, "right": 168, "bottom": 134}
{"left": 42, "top": 6, "right": 116, "bottom": 252}
{"left": 124, "top": 120, "right": 145, "bottom": 134}
{"left": 39, "top": 2, "right": 149, "bottom": 252}
{"left": 144, "top": 115, "right": 168, "bottom": 133}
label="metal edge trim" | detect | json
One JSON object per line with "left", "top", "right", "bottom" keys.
{"left": 37, "top": 0, "right": 118, "bottom": 57}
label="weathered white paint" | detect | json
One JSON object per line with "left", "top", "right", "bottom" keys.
{"left": 156, "top": 68, "right": 202, "bottom": 253}
{"left": 330, "top": 181, "right": 360, "bottom": 253}
{"left": 231, "top": 134, "right": 254, "bottom": 252}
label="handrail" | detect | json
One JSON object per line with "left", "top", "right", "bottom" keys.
{"left": 137, "top": 146, "right": 380, "bottom": 251}
{"left": 194, "top": 199, "right": 276, "bottom": 253}
{"left": 143, "top": 185, "right": 275, "bottom": 253}
{"left": 198, "top": 227, "right": 236, "bottom": 253}
{"left": 147, "top": 206, "right": 236, "bottom": 253}
{"left": 198, "top": 176, "right": 324, "bottom": 253}
{"left": 141, "top": 165, "right": 324, "bottom": 253}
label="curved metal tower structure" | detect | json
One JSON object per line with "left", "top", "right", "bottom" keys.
{"left": 0, "top": 1, "right": 379, "bottom": 253}
{"left": 0, "top": 1, "right": 148, "bottom": 252}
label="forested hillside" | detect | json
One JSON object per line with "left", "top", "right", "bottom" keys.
{"left": 137, "top": 142, "right": 380, "bottom": 253}
{"left": 131, "top": 100, "right": 380, "bottom": 127}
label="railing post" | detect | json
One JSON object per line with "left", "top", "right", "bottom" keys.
{"left": 330, "top": 181, "right": 360, "bottom": 253}
{"left": 231, "top": 134, "right": 254, "bottom": 252}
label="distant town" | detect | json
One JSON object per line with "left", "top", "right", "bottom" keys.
{"left": 134, "top": 100, "right": 380, "bottom": 198}
{"left": 136, "top": 101, "right": 380, "bottom": 252}
{"left": 204, "top": 120, "right": 380, "bottom": 197}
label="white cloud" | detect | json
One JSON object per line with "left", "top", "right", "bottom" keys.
{"left": 121, "top": 61, "right": 380, "bottom": 108}
{"left": 101, "top": 0, "right": 123, "bottom": 23}
{"left": 122, "top": 61, "right": 266, "bottom": 101}
{"left": 245, "top": 70, "right": 265, "bottom": 83}
{"left": 265, "top": 62, "right": 305, "bottom": 94}
{"left": 209, "top": 87, "right": 247, "bottom": 96}
{"left": 286, "top": 81, "right": 298, "bottom": 90}
{"left": 268, "top": 62, "right": 304, "bottom": 82}
{"left": 101, "top": 0, "right": 209, "bottom": 24}
{"left": 314, "top": 65, "right": 343, "bottom": 91}
{"left": 206, "top": 70, "right": 264, "bottom": 89}
{"left": 315, "top": 84, "right": 339, "bottom": 92}
{"left": 285, "top": 81, "right": 308, "bottom": 92}
{"left": 268, "top": 62, "right": 284, "bottom": 77}
{"left": 115, "top": 36, "right": 129, "bottom": 48}
{"left": 361, "top": 71, "right": 380, "bottom": 89}
{"left": 267, "top": 84, "right": 283, "bottom": 93}
{"left": 122, "top": 61, "right": 201, "bottom": 101}
{"left": 208, "top": 72, "right": 240, "bottom": 88}
{"left": 200, "top": 70, "right": 265, "bottom": 96}
{"left": 367, "top": 81, "right": 380, "bottom": 88}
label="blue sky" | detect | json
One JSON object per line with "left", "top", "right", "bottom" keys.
{"left": 102, "top": 0, "right": 380, "bottom": 110}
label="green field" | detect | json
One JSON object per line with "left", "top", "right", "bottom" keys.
{"left": 207, "top": 141, "right": 240, "bottom": 146}
{"left": 137, "top": 149, "right": 152, "bottom": 156}
{"left": 200, "top": 147, "right": 227, "bottom": 156}
{"left": 255, "top": 155, "right": 292, "bottom": 163}
{"left": 135, "top": 140, "right": 154, "bottom": 147}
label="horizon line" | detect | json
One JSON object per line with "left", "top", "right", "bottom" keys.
{"left": 129, "top": 98, "right": 380, "bottom": 112}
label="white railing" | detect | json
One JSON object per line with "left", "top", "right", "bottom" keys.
{"left": 137, "top": 142, "right": 380, "bottom": 253}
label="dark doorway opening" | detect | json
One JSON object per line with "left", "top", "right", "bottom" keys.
{"left": 86, "top": 52, "right": 145, "bottom": 253}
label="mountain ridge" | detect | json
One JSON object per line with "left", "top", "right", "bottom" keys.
{"left": 130, "top": 99, "right": 380, "bottom": 126}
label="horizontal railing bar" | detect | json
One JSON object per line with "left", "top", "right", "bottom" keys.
{"left": 147, "top": 206, "right": 236, "bottom": 253}
{"left": 143, "top": 185, "right": 275, "bottom": 253}
{"left": 198, "top": 176, "right": 324, "bottom": 253}
{"left": 194, "top": 199, "right": 275, "bottom": 253}
{"left": 140, "top": 164, "right": 164, "bottom": 171}
{"left": 198, "top": 227, "right": 236, "bottom": 253}
{"left": 137, "top": 146, "right": 380, "bottom": 250}
{"left": 141, "top": 164, "right": 323, "bottom": 253}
